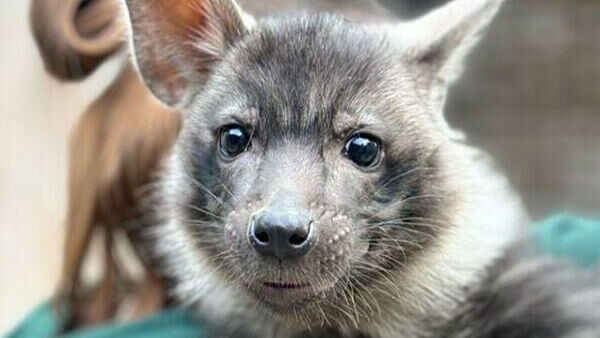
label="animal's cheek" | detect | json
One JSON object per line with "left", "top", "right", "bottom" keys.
{"left": 307, "top": 204, "right": 369, "bottom": 265}
{"left": 219, "top": 155, "right": 261, "bottom": 199}
{"left": 323, "top": 164, "right": 383, "bottom": 207}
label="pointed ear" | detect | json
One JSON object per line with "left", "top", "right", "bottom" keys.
{"left": 394, "top": 0, "right": 505, "bottom": 111}
{"left": 122, "top": 0, "right": 254, "bottom": 107}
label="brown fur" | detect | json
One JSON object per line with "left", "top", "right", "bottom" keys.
{"left": 29, "top": 0, "right": 179, "bottom": 329}
{"left": 56, "top": 63, "right": 180, "bottom": 327}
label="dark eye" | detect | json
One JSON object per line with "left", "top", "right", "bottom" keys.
{"left": 343, "top": 134, "right": 381, "bottom": 168}
{"left": 220, "top": 125, "right": 251, "bottom": 158}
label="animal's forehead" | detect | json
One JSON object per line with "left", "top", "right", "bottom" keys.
{"left": 218, "top": 14, "right": 398, "bottom": 136}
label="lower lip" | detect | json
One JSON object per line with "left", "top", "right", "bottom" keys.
{"left": 254, "top": 283, "right": 317, "bottom": 310}
{"left": 262, "top": 281, "right": 309, "bottom": 290}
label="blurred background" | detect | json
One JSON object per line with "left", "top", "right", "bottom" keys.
{"left": 1, "top": 0, "right": 599, "bottom": 334}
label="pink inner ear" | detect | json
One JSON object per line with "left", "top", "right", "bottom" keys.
{"left": 157, "top": 0, "right": 209, "bottom": 34}
{"left": 152, "top": 0, "right": 229, "bottom": 74}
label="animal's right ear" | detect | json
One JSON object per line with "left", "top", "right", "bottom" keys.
{"left": 123, "top": 0, "right": 254, "bottom": 107}
{"left": 391, "top": 0, "right": 504, "bottom": 116}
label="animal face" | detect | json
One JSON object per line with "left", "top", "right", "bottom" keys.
{"left": 124, "top": 0, "right": 505, "bottom": 330}
{"left": 177, "top": 16, "right": 450, "bottom": 319}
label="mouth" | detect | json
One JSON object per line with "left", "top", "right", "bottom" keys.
{"left": 244, "top": 280, "right": 325, "bottom": 311}
{"left": 262, "top": 281, "right": 310, "bottom": 290}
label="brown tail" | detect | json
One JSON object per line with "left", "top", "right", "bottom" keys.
{"left": 29, "top": 0, "right": 124, "bottom": 80}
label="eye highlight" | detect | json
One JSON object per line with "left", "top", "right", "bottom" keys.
{"left": 343, "top": 133, "right": 381, "bottom": 168}
{"left": 219, "top": 125, "right": 251, "bottom": 159}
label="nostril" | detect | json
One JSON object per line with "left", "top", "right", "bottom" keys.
{"left": 249, "top": 216, "right": 271, "bottom": 246}
{"left": 288, "top": 221, "right": 312, "bottom": 247}
{"left": 289, "top": 233, "right": 307, "bottom": 246}
{"left": 255, "top": 230, "right": 270, "bottom": 244}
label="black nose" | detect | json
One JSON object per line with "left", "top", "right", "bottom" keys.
{"left": 249, "top": 209, "right": 314, "bottom": 260}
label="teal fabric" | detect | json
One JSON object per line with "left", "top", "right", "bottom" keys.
{"left": 5, "top": 215, "right": 600, "bottom": 338}
{"left": 534, "top": 214, "right": 600, "bottom": 267}
{"left": 5, "top": 302, "right": 205, "bottom": 338}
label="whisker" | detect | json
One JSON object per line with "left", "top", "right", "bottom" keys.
{"left": 186, "top": 204, "right": 227, "bottom": 221}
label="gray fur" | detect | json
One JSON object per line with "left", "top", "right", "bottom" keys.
{"left": 430, "top": 241, "right": 600, "bottom": 338}
{"left": 122, "top": 0, "right": 600, "bottom": 337}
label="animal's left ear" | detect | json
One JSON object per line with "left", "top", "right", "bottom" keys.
{"left": 122, "top": 0, "right": 254, "bottom": 108}
{"left": 393, "top": 0, "right": 505, "bottom": 113}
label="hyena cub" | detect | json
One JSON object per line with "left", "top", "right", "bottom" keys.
{"left": 123, "top": 0, "right": 600, "bottom": 337}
